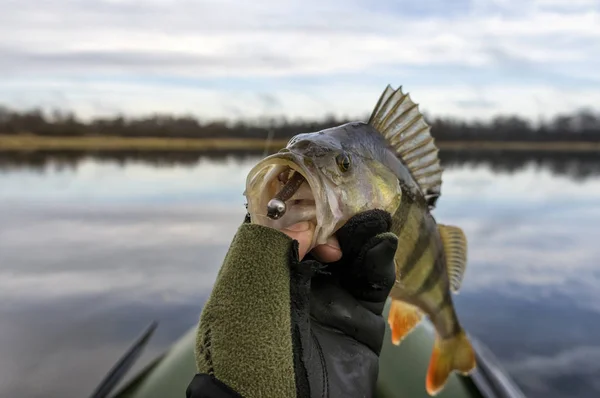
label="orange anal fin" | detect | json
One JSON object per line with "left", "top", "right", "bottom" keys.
{"left": 387, "top": 299, "right": 423, "bottom": 345}
{"left": 426, "top": 331, "right": 477, "bottom": 396}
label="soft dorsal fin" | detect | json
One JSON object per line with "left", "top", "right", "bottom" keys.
{"left": 437, "top": 224, "right": 468, "bottom": 293}
{"left": 368, "top": 84, "right": 443, "bottom": 208}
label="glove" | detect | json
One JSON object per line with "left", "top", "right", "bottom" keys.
{"left": 297, "top": 209, "right": 398, "bottom": 397}
{"left": 187, "top": 209, "right": 398, "bottom": 398}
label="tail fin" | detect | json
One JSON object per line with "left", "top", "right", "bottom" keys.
{"left": 425, "top": 331, "right": 476, "bottom": 396}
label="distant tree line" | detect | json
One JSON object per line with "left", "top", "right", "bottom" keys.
{"left": 1, "top": 105, "right": 600, "bottom": 142}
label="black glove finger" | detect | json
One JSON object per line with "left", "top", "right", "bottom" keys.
{"left": 340, "top": 232, "right": 398, "bottom": 303}
{"left": 335, "top": 209, "right": 392, "bottom": 261}
{"left": 309, "top": 275, "right": 387, "bottom": 355}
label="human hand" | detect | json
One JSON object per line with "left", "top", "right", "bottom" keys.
{"left": 281, "top": 209, "right": 398, "bottom": 397}
{"left": 280, "top": 221, "right": 342, "bottom": 263}
{"left": 188, "top": 209, "right": 397, "bottom": 398}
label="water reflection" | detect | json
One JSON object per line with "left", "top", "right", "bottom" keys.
{"left": 0, "top": 203, "right": 244, "bottom": 398}
{"left": 0, "top": 154, "right": 599, "bottom": 398}
{"left": 2, "top": 149, "right": 600, "bottom": 181}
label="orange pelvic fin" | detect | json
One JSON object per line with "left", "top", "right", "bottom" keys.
{"left": 387, "top": 299, "right": 423, "bottom": 345}
{"left": 425, "top": 331, "right": 477, "bottom": 396}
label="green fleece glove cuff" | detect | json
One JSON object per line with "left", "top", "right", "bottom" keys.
{"left": 195, "top": 223, "right": 298, "bottom": 398}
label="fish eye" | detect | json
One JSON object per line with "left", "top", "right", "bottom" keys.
{"left": 336, "top": 152, "right": 351, "bottom": 172}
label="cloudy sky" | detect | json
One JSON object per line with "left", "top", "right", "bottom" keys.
{"left": 1, "top": 0, "right": 599, "bottom": 122}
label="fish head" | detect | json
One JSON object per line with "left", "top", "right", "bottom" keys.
{"left": 244, "top": 122, "right": 403, "bottom": 252}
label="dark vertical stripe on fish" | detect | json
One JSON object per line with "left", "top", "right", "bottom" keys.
{"left": 433, "top": 289, "right": 462, "bottom": 340}
{"left": 393, "top": 188, "right": 414, "bottom": 235}
{"left": 412, "top": 248, "right": 445, "bottom": 297}
{"left": 441, "top": 301, "right": 462, "bottom": 338}
{"left": 449, "top": 318, "right": 462, "bottom": 337}
{"left": 432, "top": 287, "right": 462, "bottom": 339}
{"left": 400, "top": 214, "right": 432, "bottom": 276}
{"left": 432, "top": 285, "right": 452, "bottom": 315}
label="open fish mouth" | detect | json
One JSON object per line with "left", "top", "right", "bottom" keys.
{"left": 265, "top": 168, "right": 315, "bottom": 220}
{"left": 244, "top": 151, "right": 328, "bottom": 250}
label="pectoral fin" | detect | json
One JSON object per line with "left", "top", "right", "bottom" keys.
{"left": 388, "top": 299, "right": 423, "bottom": 345}
{"left": 437, "top": 224, "right": 468, "bottom": 293}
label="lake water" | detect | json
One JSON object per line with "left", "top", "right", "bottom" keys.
{"left": 1, "top": 154, "right": 600, "bottom": 398}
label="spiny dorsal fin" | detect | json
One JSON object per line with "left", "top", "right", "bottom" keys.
{"left": 368, "top": 84, "right": 443, "bottom": 208}
{"left": 437, "top": 224, "right": 468, "bottom": 293}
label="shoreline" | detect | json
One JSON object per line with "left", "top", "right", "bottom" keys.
{"left": 2, "top": 135, "right": 600, "bottom": 152}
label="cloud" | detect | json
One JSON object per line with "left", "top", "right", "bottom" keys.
{"left": 509, "top": 346, "right": 600, "bottom": 376}
{"left": 454, "top": 98, "right": 497, "bottom": 110}
{"left": 506, "top": 346, "right": 600, "bottom": 397}
{"left": 0, "top": 154, "right": 255, "bottom": 202}
{"left": 0, "top": 47, "right": 294, "bottom": 75}
{"left": 258, "top": 93, "right": 282, "bottom": 110}
{"left": 3, "top": 77, "right": 600, "bottom": 122}
{"left": 0, "top": 201, "right": 242, "bottom": 303}
{"left": 0, "top": 0, "right": 599, "bottom": 119}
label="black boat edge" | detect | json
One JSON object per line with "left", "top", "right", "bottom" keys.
{"left": 88, "top": 320, "right": 158, "bottom": 398}
{"left": 92, "top": 310, "right": 527, "bottom": 398}
{"left": 468, "top": 337, "right": 527, "bottom": 398}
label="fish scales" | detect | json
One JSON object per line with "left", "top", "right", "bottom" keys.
{"left": 390, "top": 188, "right": 461, "bottom": 341}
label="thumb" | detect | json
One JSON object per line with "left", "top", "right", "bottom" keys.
{"left": 281, "top": 221, "right": 315, "bottom": 260}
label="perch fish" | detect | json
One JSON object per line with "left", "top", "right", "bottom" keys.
{"left": 244, "top": 85, "right": 476, "bottom": 396}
